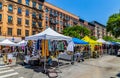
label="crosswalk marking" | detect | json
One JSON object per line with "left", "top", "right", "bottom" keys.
{"left": 0, "top": 65, "right": 23, "bottom": 78}
{"left": 0, "top": 69, "right": 14, "bottom": 74}
{"left": 0, "top": 72, "right": 19, "bottom": 78}
{"left": 19, "top": 77, "right": 24, "bottom": 78}
{"left": 0, "top": 65, "right": 8, "bottom": 68}
{"left": 0, "top": 67, "right": 10, "bottom": 71}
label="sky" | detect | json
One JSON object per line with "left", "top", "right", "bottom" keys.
{"left": 46, "top": 0, "right": 120, "bottom": 25}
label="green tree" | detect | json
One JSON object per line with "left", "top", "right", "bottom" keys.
{"left": 107, "top": 13, "right": 120, "bottom": 38}
{"left": 90, "top": 36, "right": 97, "bottom": 40}
{"left": 62, "top": 26, "right": 91, "bottom": 39}
{"left": 103, "top": 36, "right": 113, "bottom": 41}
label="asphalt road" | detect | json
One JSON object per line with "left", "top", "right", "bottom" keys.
{"left": 0, "top": 55, "right": 120, "bottom": 78}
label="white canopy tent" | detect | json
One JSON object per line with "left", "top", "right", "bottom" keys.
{"left": 0, "top": 39, "right": 16, "bottom": 46}
{"left": 17, "top": 40, "right": 27, "bottom": 46}
{"left": 97, "top": 38, "right": 107, "bottom": 44}
{"left": 25, "top": 27, "right": 72, "bottom": 72}
{"left": 25, "top": 28, "right": 71, "bottom": 41}
{"left": 97, "top": 38, "right": 113, "bottom": 45}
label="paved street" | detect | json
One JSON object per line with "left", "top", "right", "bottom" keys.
{"left": 0, "top": 65, "right": 24, "bottom": 78}
{"left": 1, "top": 55, "right": 120, "bottom": 78}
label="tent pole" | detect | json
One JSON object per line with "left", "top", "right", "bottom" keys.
{"left": 44, "top": 34, "right": 46, "bottom": 73}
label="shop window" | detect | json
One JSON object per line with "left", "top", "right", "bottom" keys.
{"left": 8, "top": 16, "right": 13, "bottom": 24}
{"left": 8, "top": 28, "right": 12, "bottom": 36}
{"left": 17, "top": 18, "right": 22, "bottom": 25}
{"left": 25, "top": 19, "right": 29, "bottom": 26}
{"left": 0, "top": 2, "right": 2, "bottom": 10}
{"left": 26, "top": 0, "right": 30, "bottom": 6}
{"left": 17, "top": 29, "right": 21, "bottom": 36}
{"left": 26, "top": 9, "right": 29, "bottom": 16}
{"left": 18, "top": 7, "right": 22, "bottom": 14}
{"left": 0, "top": 14, "right": 2, "bottom": 21}
{"left": 25, "top": 30, "right": 29, "bottom": 36}
{"left": 8, "top": 4, "right": 13, "bottom": 12}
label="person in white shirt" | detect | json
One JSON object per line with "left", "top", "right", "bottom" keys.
{"left": 7, "top": 49, "right": 13, "bottom": 64}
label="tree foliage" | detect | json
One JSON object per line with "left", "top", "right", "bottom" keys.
{"left": 90, "top": 36, "right": 97, "bottom": 40}
{"left": 62, "top": 26, "right": 91, "bottom": 39}
{"left": 103, "top": 36, "right": 113, "bottom": 41}
{"left": 107, "top": 13, "right": 120, "bottom": 38}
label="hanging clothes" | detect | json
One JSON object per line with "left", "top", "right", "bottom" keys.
{"left": 42, "top": 40, "right": 49, "bottom": 57}
{"left": 58, "top": 41, "right": 64, "bottom": 51}
{"left": 48, "top": 40, "right": 52, "bottom": 51}
{"left": 36, "top": 40, "right": 41, "bottom": 50}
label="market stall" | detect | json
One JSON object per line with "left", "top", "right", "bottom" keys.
{"left": 97, "top": 38, "right": 107, "bottom": 55}
{"left": 25, "top": 28, "right": 71, "bottom": 72}
{"left": 82, "top": 36, "right": 100, "bottom": 57}
{"left": 0, "top": 39, "right": 17, "bottom": 65}
{"left": 17, "top": 40, "right": 27, "bottom": 46}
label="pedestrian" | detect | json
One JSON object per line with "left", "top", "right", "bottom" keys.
{"left": 3, "top": 50, "right": 7, "bottom": 64}
{"left": 7, "top": 49, "right": 13, "bottom": 65}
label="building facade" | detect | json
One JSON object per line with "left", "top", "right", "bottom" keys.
{"left": 91, "top": 21, "right": 106, "bottom": 39}
{"left": 43, "top": 2, "right": 79, "bottom": 32}
{"left": 0, "top": 0, "right": 44, "bottom": 41}
{"left": 79, "top": 18, "right": 95, "bottom": 37}
{"left": 0, "top": 0, "right": 106, "bottom": 41}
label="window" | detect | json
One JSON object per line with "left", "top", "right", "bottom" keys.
{"left": 46, "top": 16, "right": 48, "bottom": 21}
{"left": 18, "top": 7, "right": 22, "bottom": 14}
{"left": 57, "top": 27, "right": 59, "bottom": 32}
{"left": 32, "top": 1, "right": 36, "bottom": 8}
{"left": 17, "top": 18, "right": 22, "bottom": 25}
{"left": 0, "top": 27, "right": 1, "bottom": 35}
{"left": 26, "top": 9, "right": 29, "bottom": 16}
{"left": 32, "top": 12, "right": 36, "bottom": 18}
{"left": 0, "top": 2, "right": 2, "bottom": 10}
{"left": 46, "top": 26, "right": 49, "bottom": 29}
{"left": 0, "top": 14, "right": 2, "bottom": 21}
{"left": 18, "top": 0, "right": 22, "bottom": 3}
{"left": 25, "top": 30, "right": 29, "bottom": 36}
{"left": 45, "top": 8, "right": 48, "bottom": 12}
{"left": 26, "top": 0, "right": 30, "bottom": 6}
{"left": 39, "top": 14, "right": 42, "bottom": 19}
{"left": 17, "top": 29, "right": 21, "bottom": 36}
{"left": 32, "top": 31, "right": 36, "bottom": 35}
{"left": 38, "top": 22, "right": 42, "bottom": 27}
{"left": 32, "top": 21, "right": 36, "bottom": 27}
{"left": 8, "top": 28, "right": 12, "bottom": 36}
{"left": 8, "top": 16, "right": 13, "bottom": 24}
{"left": 60, "top": 21, "right": 63, "bottom": 25}
{"left": 25, "top": 19, "right": 29, "bottom": 26}
{"left": 8, "top": 5, "right": 13, "bottom": 12}
{"left": 39, "top": 4, "right": 42, "bottom": 10}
